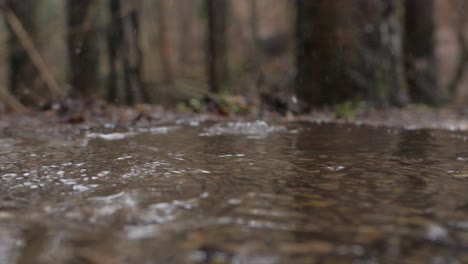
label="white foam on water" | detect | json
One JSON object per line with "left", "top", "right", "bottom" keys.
{"left": 86, "top": 132, "right": 136, "bottom": 141}
{"left": 1, "top": 174, "right": 17, "bottom": 181}
{"left": 200, "top": 121, "right": 287, "bottom": 138}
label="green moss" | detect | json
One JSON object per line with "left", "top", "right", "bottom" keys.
{"left": 334, "top": 100, "right": 365, "bottom": 120}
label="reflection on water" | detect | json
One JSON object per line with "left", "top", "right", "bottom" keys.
{"left": 0, "top": 121, "right": 467, "bottom": 263}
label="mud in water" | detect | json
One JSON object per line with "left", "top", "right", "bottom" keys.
{"left": 0, "top": 121, "right": 467, "bottom": 263}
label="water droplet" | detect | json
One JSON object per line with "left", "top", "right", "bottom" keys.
{"left": 73, "top": 185, "right": 89, "bottom": 192}
{"left": 60, "top": 179, "right": 77, "bottom": 185}
{"left": 427, "top": 224, "right": 448, "bottom": 240}
{"left": 326, "top": 166, "right": 346, "bottom": 171}
{"left": 228, "top": 199, "right": 242, "bottom": 205}
{"left": 97, "top": 171, "right": 110, "bottom": 177}
{"left": 2, "top": 173, "right": 17, "bottom": 180}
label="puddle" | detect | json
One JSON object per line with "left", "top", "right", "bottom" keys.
{"left": 0, "top": 122, "right": 467, "bottom": 262}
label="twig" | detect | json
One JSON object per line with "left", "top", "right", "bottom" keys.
{"left": 2, "top": 8, "right": 63, "bottom": 98}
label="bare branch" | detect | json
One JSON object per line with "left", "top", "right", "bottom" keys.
{"left": 0, "top": 85, "right": 27, "bottom": 113}
{"left": 2, "top": 8, "right": 64, "bottom": 98}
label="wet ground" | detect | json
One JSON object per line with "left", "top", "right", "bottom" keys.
{"left": 0, "top": 120, "right": 467, "bottom": 263}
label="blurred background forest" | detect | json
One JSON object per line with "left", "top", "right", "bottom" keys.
{"left": 0, "top": 0, "right": 466, "bottom": 116}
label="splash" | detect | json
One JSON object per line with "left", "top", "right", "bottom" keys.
{"left": 200, "top": 121, "right": 287, "bottom": 138}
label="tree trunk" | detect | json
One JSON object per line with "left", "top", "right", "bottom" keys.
{"left": 156, "top": 0, "right": 173, "bottom": 83}
{"left": 5, "top": 0, "right": 38, "bottom": 104}
{"left": 177, "top": 0, "right": 194, "bottom": 66}
{"left": 250, "top": 0, "right": 259, "bottom": 48}
{"left": 107, "top": 0, "right": 123, "bottom": 103}
{"left": 249, "top": 0, "right": 262, "bottom": 67}
{"left": 67, "top": 0, "right": 99, "bottom": 100}
{"left": 447, "top": 0, "right": 468, "bottom": 96}
{"left": 296, "top": 0, "right": 408, "bottom": 107}
{"left": 107, "top": 0, "right": 150, "bottom": 105}
{"left": 404, "top": 0, "right": 440, "bottom": 105}
{"left": 206, "top": 0, "right": 229, "bottom": 93}
{"left": 123, "top": 0, "right": 149, "bottom": 104}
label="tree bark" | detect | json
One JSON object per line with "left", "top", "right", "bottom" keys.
{"left": 296, "top": 0, "right": 408, "bottom": 107}
{"left": 67, "top": 0, "right": 99, "bottom": 100}
{"left": 107, "top": 0, "right": 123, "bottom": 103}
{"left": 250, "top": 0, "right": 259, "bottom": 48}
{"left": 123, "top": 0, "right": 148, "bottom": 104}
{"left": 177, "top": 0, "right": 194, "bottom": 66}
{"left": 107, "top": 0, "right": 150, "bottom": 105}
{"left": 206, "top": 0, "right": 229, "bottom": 93}
{"left": 448, "top": 0, "right": 468, "bottom": 96}
{"left": 156, "top": 0, "right": 173, "bottom": 83}
{"left": 5, "top": 0, "right": 39, "bottom": 104}
{"left": 404, "top": 0, "right": 440, "bottom": 105}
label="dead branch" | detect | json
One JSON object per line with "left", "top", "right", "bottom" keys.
{"left": 2, "top": 8, "right": 63, "bottom": 98}
{"left": 0, "top": 85, "right": 27, "bottom": 113}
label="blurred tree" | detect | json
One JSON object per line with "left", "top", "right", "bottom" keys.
{"left": 107, "top": 0, "right": 123, "bottom": 103}
{"left": 250, "top": 0, "right": 259, "bottom": 50}
{"left": 67, "top": 0, "right": 99, "bottom": 100}
{"left": 156, "top": 0, "right": 173, "bottom": 83}
{"left": 448, "top": 0, "right": 467, "bottom": 97}
{"left": 296, "top": 0, "right": 408, "bottom": 107}
{"left": 5, "top": 0, "right": 39, "bottom": 104}
{"left": 404, "top": 0, "right": 441, "bottom": 105}
{"left": 206, "top": 0, "right": 229, "bottom": 93}
{"left": 177, "top": 0, "right": 195, "bottom": 67}
{"left": 107, "top": 0, "right": 150, "bottom": 105}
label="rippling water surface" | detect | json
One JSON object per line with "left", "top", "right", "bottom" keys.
{"left": 0, "top": 121, "right": 467, "bottom": 263}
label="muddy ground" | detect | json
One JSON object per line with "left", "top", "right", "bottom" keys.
{"left": 0, "top": 101, "right": 466, "bottom": 133}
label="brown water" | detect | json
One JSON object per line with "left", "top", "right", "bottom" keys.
{"left": 0, "top": 121, "right": 467, "bottom": 263}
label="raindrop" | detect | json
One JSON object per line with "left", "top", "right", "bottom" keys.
{"left": 73, "top": 185, "right": 89, "bottom": 192}
{"left": 427, "top": 224, "right": 448, "bottom": 240}
{"left": 2, "top": 173, "right": 17, "bottom": 180}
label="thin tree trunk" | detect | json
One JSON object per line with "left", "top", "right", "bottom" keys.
{"left": 448, "top": 23, "right": 468, "bottom": 96}
{"left": 67, "top": 0, "right": 99, "bottom": 100}
{"left": 107, "top": 0, "right": 123, "bottom": 103}
{"left": 123, "top": 1, "right": 149, "bottom": 104}
{"left": 250, "top": 0, "right": 260, "bottom": 53}
{"left": 447, "top": 0, "right": 468, "bottom": 96}
{"left": 177, "top": 0, "right": 194, "bottom": 66}
{"left": 249, "top": 0, "right": 262, "bottom": 68}
{"left": 206, "top": 0, "right": 229, "bottom": 93}
{"left": 107, "top": 0, "right": 149, "bottom": 105}
{"left": 404, "top": 0, "right": 440, "bottom": 105}
{"left": 296, "top": 0, "right": 408, "bottom": 107}
{"left": 156, "top": 0, "right": 173, "bottom": 83}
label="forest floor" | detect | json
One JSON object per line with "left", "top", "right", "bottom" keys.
{"left": 0, "top": 99, "right": 467, "bottom": 133}
{"left": 299, "top": 103, "right": 468, "bottom": 131}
